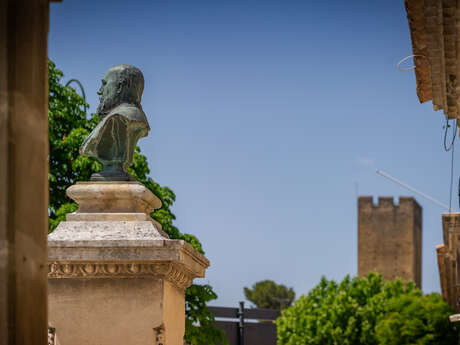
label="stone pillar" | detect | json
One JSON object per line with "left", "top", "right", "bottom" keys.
{"left": 48, "top": 182, "right": 209, "bottom": 345}
{"left": 1, "top": 1, "right": 51, "bottom": 344}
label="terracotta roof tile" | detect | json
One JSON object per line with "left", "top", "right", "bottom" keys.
{"left": 405, "top": 0, "right": 460, "bottom": 125}
{"left": 405, "top": 0, "right": 432, "bottom": 103}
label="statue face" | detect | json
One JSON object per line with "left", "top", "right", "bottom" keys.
{"left": 96, "top": 68, "right": 120, "bottom": 115}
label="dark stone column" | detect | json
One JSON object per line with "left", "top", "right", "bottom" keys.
{"left": 0, "top": 1, "right": 50, "bottom": 344}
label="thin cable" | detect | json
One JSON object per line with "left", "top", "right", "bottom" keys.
{"left": 376, "top": 169, "right": 449, "bottom": 210}
{"left": 397, "top": 55, "right": 427, "bottom": 71}
{"left": 443, "top": 117, "right": 457, "bottom": 151}
{"left": 449, "top": 141, "right": 455, "bottom": 213}
{"left": 442, "top": 118, "right": 457, "bottom": 212}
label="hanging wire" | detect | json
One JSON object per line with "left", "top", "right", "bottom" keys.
{"left": 443, "top": 117, "right": 457, "bottom": 151}
{"left": 397, "top": 55, "right": 427, "bottom": 71}
{"left": 65, "top": 78, "right": 88, "bottom": 116}
{"left": 442, "top": 117, "right": 457, "bottom": 212}
{"left": 450, "top": 141, "right": 455, "bottom": 213}
{"left": 376, "top": 169, "right": 449, "bottom": 210}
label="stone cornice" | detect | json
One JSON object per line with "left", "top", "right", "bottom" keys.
{"left": 48, "top": 261, "right": 194, "bottom": 290}
{"left": 49, "top": 239, "right": 209, "bottom": 277}
{"left": 178, "top": 240, "right": 210, "bottom": 272}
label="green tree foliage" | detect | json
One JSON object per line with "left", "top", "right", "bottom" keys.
{"left": 375, "top": 292, "right": 457, "bottom": 345}
{"left": 244, "top": 280, "right": 295, "bottom": 312}
{"left": 276, "top": 273, "right": 459, "bottom": 345}
{"left": 48, "top": 60, "right": 226, "bottom": 345}
{"left": 48, "top": 60, "right": 100, "bottom": 225}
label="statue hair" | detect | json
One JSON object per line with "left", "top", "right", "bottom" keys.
{"left": 112, "top": 64, "right": 144, "bottom": 107}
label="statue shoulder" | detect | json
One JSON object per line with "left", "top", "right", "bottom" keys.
{"left": 107, "top": 103, "right": 149, "bottom": 126}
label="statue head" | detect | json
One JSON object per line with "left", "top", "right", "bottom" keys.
{"left": 96, "top": 64, "right": 144, "bottom": 115}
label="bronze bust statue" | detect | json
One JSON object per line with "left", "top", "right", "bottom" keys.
{"left": 81, "top": 64, "right": 150, "bottom": 181}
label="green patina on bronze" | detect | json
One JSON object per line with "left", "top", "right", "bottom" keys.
{"left": 81, "top": 64, "right": 150, "bottom": 181}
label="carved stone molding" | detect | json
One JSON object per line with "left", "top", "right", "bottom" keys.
{"left": 48, "top": 327, "right": 57, "bottom": 345}
{"left": 48, "top": 262, "right": 194, "bottom": 289}
{"left": 153, "top": 324, "right": 165, "bottom": 345}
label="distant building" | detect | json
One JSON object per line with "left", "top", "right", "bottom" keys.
{"left": 358, "top": 196, "right": 422, "bottom": 288}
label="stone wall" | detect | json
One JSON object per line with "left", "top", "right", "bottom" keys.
{"left": 436, "top": 213, "right": 460, "bottom": 312}
{"left": 358, "top": 196, "right": 422, "bottom": 287}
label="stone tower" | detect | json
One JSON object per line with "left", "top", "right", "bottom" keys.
{"left": 358, "top": 196, "right": 422, "bottom": 288}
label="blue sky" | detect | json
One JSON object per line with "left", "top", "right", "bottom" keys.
{"left": 49, "top": 0, "right": 457, "bottom": 306}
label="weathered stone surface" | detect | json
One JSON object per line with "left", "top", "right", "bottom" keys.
{"left": 436, "top": 213, "right": 460, "bottom": 312}
{"left": 49, "top": 277, "right": 165, "bottom": 344}
{"left": 49, "top": 221, "right": 166, "bottom": 241}
{"left": 67, "top": 212, "right": 150, "bottom": 221}
{"left": 358, "top": 196, "right": 422, "bottom": 288}
{"left": 67, "top": 181, "right": 161, "bottom": 214}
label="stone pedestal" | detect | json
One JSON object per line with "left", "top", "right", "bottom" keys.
{"left": 48, "top": 182, "right": 209, "bottom": 345}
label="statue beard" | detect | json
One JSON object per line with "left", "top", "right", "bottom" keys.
{"left": 96, "top": 95, "right": 119, "bottom": 117}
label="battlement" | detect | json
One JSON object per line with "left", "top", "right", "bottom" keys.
{"left": 358, "top": 196, "right": 421, "bottom": 210}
